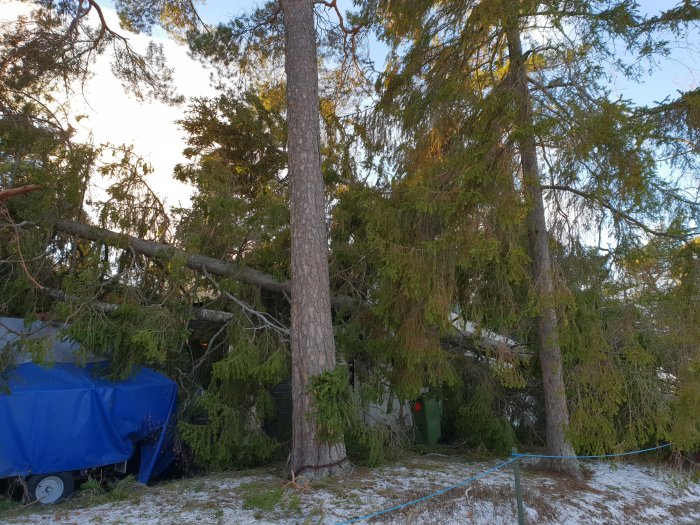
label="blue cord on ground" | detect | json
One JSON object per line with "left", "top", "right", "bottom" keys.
{"left": 333, "top": 458, "right": 516, "bottom": 525}
{"left": 511, "top": 442, "right": 671, "bottom": 459}
{"left": 332, "top": 443, "right": 671, "bottom": 525}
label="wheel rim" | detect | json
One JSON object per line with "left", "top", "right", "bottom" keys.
{"left": 35, "top": 476, "right": 65, "bottom": 504}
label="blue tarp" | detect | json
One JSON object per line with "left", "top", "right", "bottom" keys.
{"left": 0, "top": 319, "right": 177, "bottom": 484}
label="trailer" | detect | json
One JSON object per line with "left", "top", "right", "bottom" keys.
{"left": 0, "top": 317, "right": 177, "bottom": 503}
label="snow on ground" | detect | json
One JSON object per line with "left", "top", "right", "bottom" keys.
{"left": 2, "top": 454, "right": 698, "bottom": 525}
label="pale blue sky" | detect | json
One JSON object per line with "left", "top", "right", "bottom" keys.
{"left": 29, "top": 0, "right": 696, "bottom": 210}
{"left": 100, "top": 0, "right": 699, "bottom": 107}
{"left": 187, "top": 0, "right": 699, "bottom": 105}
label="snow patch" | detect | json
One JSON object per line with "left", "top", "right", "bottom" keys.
{"left": 2, "top": 457, "right": 699, "bottom": 525}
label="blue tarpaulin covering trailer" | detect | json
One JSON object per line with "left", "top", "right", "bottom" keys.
{"left": 0, "top": 317, "right": 177, "bottom": 503}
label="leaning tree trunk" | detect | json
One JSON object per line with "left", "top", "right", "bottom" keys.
{"left": 503, "top": 16, "right": 581, "bottom": 479}
{"left": 51, "top": 217, "right": 356, "bottom": 309}
{"left": 281, "top": 0, "right": 349, "bottom": 479}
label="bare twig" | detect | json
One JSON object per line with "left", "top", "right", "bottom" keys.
{"left": 541, "top": 184, "right": 697, "bottom": 239}
{"left": 0, "top": 198, "right": 44, "bottom": 289}
{"left": 201, "top": 267, "right": 289, "bottom": 339}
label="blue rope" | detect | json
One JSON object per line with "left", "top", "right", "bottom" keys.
{"left": 332, "top": 458, "right": 516, "bottom": 525}
{"left": 332, "top": 443, "right": 672, "bottom": 525}
{"left": 512, "top": 443, "right": 671, "bottom": 459}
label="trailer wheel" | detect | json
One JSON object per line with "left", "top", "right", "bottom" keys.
{"left": 26, "top": 472, "right": 74, "bottom": 504}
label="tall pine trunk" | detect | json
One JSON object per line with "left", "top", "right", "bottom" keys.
{"left": 281, "top": 0, "right": 349, "bottom": 479}
{"left": 504, "top": 17, "right": 582, "bottom": 479}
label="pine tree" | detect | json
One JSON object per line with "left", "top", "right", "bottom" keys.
{"left": 110, "top": 0, "right": 366, "bottom": 478}
{"left": 280, "top": 0, "right": 350, "bottom": 478}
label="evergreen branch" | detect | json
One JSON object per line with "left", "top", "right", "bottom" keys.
{"left": 41, "top": 287, "right": 243, "bottom": 326}
{"left": 1, "top": 0, "right": 179, "bottom": 103}
{"left": 527, "top": 74, "right": 603, "bottom": 108}
{"left": 0, "top": 86, "right": 73, "bottom": 141}
{"left": 541, "top": 184, "right": 695, "bottom": 239}
{"left": 657, "top": 136, "right": 700, "bottom": 155}
{"left": 649, "top": 181, "right": 700, "bottom": 208}
{"left": 0, "top": 220, "right": 36, "bottom": 229}
{"left": 86, "top": 0, "right": 117, "bottom": 48}
{"left": 224, "top": 1, "right": 282, "bottom": 40}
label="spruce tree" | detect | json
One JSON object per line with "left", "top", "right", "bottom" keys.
{"left": 368, "top": 0, "right": 699, "bottom": 474}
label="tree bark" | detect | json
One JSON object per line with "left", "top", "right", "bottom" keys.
{"left": 281, "top": 0, "right": 349, "bottom": 479}
{"left": 503, "top": 16, "right": 581, "bottom": 478}
{"left": 0, "top": 184, "right": 43, "bottom": 200}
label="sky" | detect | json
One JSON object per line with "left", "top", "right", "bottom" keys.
{"left": 2, "top": 0, "right": 698, "bottom": 216}
{"left": 610, "top": 1, "right": 700, "bottom": 104}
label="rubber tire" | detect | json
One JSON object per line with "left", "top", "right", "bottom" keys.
{"left": 26, "top": 472, "right": 74, "bottom": 504}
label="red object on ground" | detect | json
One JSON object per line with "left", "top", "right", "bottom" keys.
{"left": 413, "top": 401, "right": 422, "bottom": 412}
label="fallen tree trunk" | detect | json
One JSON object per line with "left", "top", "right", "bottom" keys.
{"left": 53, "top": 218, "right": 356, "bottom": 311}
{"left": 0, "top": 184, "right": 43, "bottom": 200}
{"left": 42, "top": 288, "right": 238, "bottom": 324}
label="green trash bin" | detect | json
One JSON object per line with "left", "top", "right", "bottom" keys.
{"left": 411, "top": 397, "right": 442, "bottom": 444}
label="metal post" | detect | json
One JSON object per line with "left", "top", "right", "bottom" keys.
{"left": 512, "top": 447, "right": 526, "bottom": 525}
